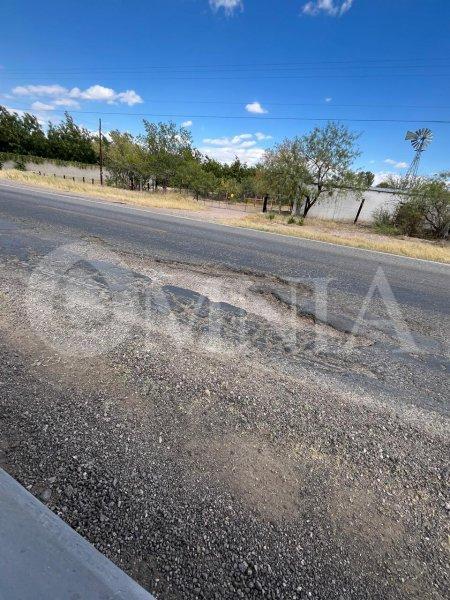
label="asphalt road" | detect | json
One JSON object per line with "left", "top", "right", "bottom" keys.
{"left": 0, "top": 181, "right": 448, "bottom": 317}
{"left": 1, "top": 181, "right": 449, "bottom": 600}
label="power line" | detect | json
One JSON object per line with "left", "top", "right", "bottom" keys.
{"left": 1, "top": 73, "right": 448, "bottom": 81}
{"left": 5, "top": 57, "right": 450, "bottom": 72}
{"left": 8, "top": 106, "right": 450, "bottom": 124}
{"left": 74, "top": 99, "right": 450, "bottom": 110}
{"left": 4, "top": 97, "right": 449, "bottom": 110}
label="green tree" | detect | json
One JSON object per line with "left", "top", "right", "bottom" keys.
{"left": 294, "top": 122, "right": 361, "bottom": 217}
{"left": 378, "top": 173, "right": 450, "bottom": 239}
{"left": 0, "top": 106, "right": 47, "bottom": 156}
{"left": 105, "top": 131, "right": 148, "bottom": 189}
{"left": 141, "top": 121, "right": 193, "bottom": 190}
{"left": 260, "top": 141, "right": 310, "bottom": 214}
{"left": 47, "top": 113, "right": 96, "bottom": 163}
{"left": 175, "top": 160, "right": 218, "bottom": 199}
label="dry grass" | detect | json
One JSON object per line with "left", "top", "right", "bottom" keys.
{"left": 221, "top": 213, "right": 450, "bottom": 263}
{"left": 0, "top": 170, "right": 204, "bottom": 212}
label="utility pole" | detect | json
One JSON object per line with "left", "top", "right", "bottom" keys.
{"left": 99, "top": 118, "right": 104, "bottom": 186}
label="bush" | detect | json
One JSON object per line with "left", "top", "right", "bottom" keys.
{"left": 373, "top": 207, "right": 392, "bottom": 227}
{"left": 373, "top": 207, "right": 398, "bottom": 235}
{"left": 14, "top": 158, "right": 26, "bottom": 171}
{"left": 393, "top": 199, "right": 424, "bottom": 237}
{"left": 287, "top": 216, "right": 296, "bottom": 224}
{"left": 267, "top": 213, "right": 275, "bottom": 221}
{"left": 418, "top": 179, "right": 450, "bottom": 239}
{"left": 296, "top": 217, "right": 304, "bottom": 226}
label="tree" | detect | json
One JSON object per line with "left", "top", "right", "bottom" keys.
{"left": 260, "top": 141, "right": 310, "bottom": 214}
{"left": 361, "top": 171, "right": 375, "bottom": 187}
{"left": 176, "top": 160, "right": 218, "bottom": 199}
{"left": 105, "top": 131, "right": 148, "bottom": 190}
{"left": 0, "top": 106, "right": 47, "bottom": 156}
{"left": 141, "top": 121, "right": 193, "bottom": 190}
{"left": 47, "top": 113, "right": 96, "bottom": 163}
{"left": 413, "top": 173, "right": 450, "bottom": 239}
{"left": 293, "top": 122, "right": 361, "bottom": 217}
{"left": 377, "top": 173, "right": 450, "bottom": 239}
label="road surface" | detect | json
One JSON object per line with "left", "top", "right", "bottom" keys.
{"left": 0, "top": 181, "right": 448, "bottom": 315}
{"left": 0, "top": 181, "right": 448, "bottom": 600}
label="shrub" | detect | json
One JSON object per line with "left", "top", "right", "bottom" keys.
{"left": 418, "top": 179, "right": 450, "bottom": 239}
{"left": 373, "top": 207, "right": 398, "bottom": 235}
{"left": 267, "top": 213, "right": 275, "bottom": 221}
{"left": 296, "top": 217, "right": 304, "bottom": 226}
{"left": 14, "top": 158, "right": 27, "bottom": 171}
{"left": 287, "top": 216, "right": 296, "bottom": 224}
{"left": 393, "top": 199, "right": 424, "bottom": 237}
{"left": 373, "top": 207, "right": 392, "bottom": 227}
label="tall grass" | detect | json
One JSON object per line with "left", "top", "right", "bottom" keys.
{"left": 0, "top": 170, "right": 204, "bottom": 212}
{"left": 222, "top": 214, "right": 450, "bottom": 263}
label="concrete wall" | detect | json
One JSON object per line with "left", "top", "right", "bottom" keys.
{"left": 307, "top": 188, "right": 403, "bottom": 223}
{"left": 2, "top": 159, "right": 103, "bottom": 182}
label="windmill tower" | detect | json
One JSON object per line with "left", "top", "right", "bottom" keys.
{"left": 404, "top": 128, "right": 433, "bottom": 181}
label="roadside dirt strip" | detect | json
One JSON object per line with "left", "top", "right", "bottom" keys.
{"left": 0, "top": 220, "right": 448, "bottom": 599}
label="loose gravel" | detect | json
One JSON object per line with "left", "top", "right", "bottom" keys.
{"left": 0, "top": 227, "right": 449, "bottom": 600}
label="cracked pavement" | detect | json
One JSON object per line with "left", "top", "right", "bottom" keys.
{"left": 0, "top": 184, "right": 449, "bottom": 599}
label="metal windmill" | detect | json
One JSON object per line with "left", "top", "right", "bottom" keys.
{"left": 404, "top": 128, "right": 433, "bottom": 180}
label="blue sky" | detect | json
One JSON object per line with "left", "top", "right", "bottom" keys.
{"left": 1, "top": 0, "right": 449, "bottom": 181}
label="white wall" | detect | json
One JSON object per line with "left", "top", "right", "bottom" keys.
{"left": 2, "top": 160, "right": 103, "bottom": 182}
{"left": 307, "top": 188, "right": 403, "bottom": 223}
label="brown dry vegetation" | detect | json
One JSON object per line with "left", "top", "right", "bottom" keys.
{"left": 221, "top": 213, "right": 450, "bottom": 263}
{"left": 0, "top": 170, "right": 204, "bottom": 212}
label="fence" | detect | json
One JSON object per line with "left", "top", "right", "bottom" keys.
{"left": 28, "top": 170, "right": 403, "bottom": 223}
{"left": 34, "top": 171, "right": 102, "bottom": 185}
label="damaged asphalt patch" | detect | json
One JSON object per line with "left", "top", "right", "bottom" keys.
{"left": 0, "top": 212, "right": 449, "bottom": 599}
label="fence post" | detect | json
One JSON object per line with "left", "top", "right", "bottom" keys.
{"left": 92, "top": 178, "right": 94, "bottom": 185}
{"left": 72, "top": 176, "right": 75, "bottom": 182}
{"left": 82, "top": 176, "right": 85, "bottom": 183}
{"left": 63, "top": 174, "right": 65, "bottom": 179}
{"left": 354, "top": 198, "right": 366, "bottom": 224}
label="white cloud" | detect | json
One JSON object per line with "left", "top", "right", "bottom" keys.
{"left": 325, "top": 97, "right": 333, "bottom": 102}
{"left": 12, "top": 83, "right": 143, "bottom": 106}
{"left": 245, "top": 101, "right": 268, "bottom": 114}
{"left": 384, "top": 158, "right": 408, "bottom": 169}
{"left": 209, "top": 0, "right": 243, "bottom": 14}
{"left": 3, "top": 104, "right": 53, "bottom": 125}
{"left": 31, "top": 101, "right": 55, "bottom": 111}
{"left": 3, "top": 106, "right": 29, "bottom": 118}
{"left": 200, "top": 131, "right": 272, "bottom": 165}
{"left": 202, "top": 132, "right": 269, "bottom": 147}
{"left": 12, "top": 84, "right": 68, "bottom": 97}
{"left": 52, "top": 98, "right": 80, "bottom": 108}
{"left": 302, "top": 0, "right": 354, "bottom": 17}
{"left": 200, "top": 145, "right": 265, "bottom": 166}
{"left": 373, "top": 171, "right": 396, "bottom": 186}
{"left": 181, "top": 120, "right": 193, "bottom": 127}
{"left": 255, "top": 132, "right": 272, "bottom": 141}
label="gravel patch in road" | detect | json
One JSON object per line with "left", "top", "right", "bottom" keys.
{"left": 0, "top": 236, "right": 449, "bottom": 599}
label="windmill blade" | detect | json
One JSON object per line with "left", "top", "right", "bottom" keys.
{"left": 406, "top": 128, "right": 433, "bottom": 151}
{"left": 416, "top": 128, "right": 433, "bottom": 141}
